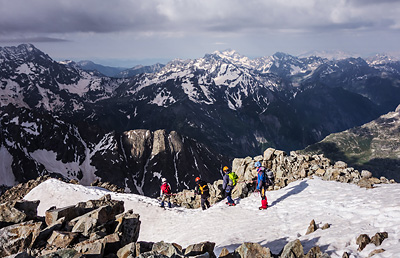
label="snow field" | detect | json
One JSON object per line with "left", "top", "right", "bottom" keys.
{"left": 24, "top": 177, "right": 400, "bottom": 258}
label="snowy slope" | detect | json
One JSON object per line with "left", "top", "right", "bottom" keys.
{"left": 24, "top": 178, "right": 400, "bottom": 258}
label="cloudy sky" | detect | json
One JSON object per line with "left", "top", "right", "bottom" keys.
{"left": 1, "top": 0, "right": 399, "bottom": 67}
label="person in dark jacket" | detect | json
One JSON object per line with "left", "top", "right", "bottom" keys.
{"left": 194, "top": 177, "right": 210, "bottom": 210}
{"left": 222, "top": 166, "right": 235, "bottom": 206}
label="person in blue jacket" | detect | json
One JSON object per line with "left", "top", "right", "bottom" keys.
{"left": 255, "top": 161, "right": 269, "bottom": 210}
{"left": 222, "top": 166, "right": 236, "bottom": 206}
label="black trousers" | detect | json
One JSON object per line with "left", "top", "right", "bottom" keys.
{"left": 200, "top": 196, "right": 210, "bottom": 210}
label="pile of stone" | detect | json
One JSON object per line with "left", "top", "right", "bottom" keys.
{"left": 0, "top": 176, "right": 51, "bottom": 204}
{"left": 0, "top": 194, "right": 141, "bottom": 257}
{"left": 173, "top": 147, "right": 396, "bottom": 209}
{"left": 91, "top": 179, "right": 126, "bottom": 193}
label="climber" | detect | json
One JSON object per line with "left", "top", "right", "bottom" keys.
{"left": 254, "top": 161, "right": 271, "bottom": 210}
{"left": 194, "top": 176, "right": 211, "bottom": 210}
{"left": 222, "top": 166, "right": 236, "bottom": 206}
{"left": 160, "top": 178, "right": 172, "bottom": 208}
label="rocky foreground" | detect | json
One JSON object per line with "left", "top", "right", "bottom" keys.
{"left": 0, "top": 148, "right": 396, "bottom": 257}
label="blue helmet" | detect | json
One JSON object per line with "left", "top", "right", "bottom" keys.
{"left": 254, "top": 161, "right": 261, "bottom": 168}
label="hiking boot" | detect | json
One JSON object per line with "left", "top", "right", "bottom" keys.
{"left": 259, "top": 205, "right": 268, "bottom": 210}
{"left": 228, "top": 203, "right": 236, "bottom": 206}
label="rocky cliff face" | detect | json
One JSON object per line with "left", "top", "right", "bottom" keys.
{"left": 299, "top": 105, "right": 400, "bottom": 182}
{"left": 0, "top": 105, "right": 228, "bottom": 197}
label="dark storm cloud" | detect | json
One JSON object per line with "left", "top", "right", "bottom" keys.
{"left": 1, "top": 0, "right": 399, "bottom": 38}
{"left": 0, "top": 0, "right": 168, "bottom": 35}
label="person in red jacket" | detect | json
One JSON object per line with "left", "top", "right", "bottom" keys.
{"left": 160, "top": 178, "right": 172, "bottom": 208}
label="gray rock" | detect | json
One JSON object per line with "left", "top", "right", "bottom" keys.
{"left": 367, "top": 248, "right": 385, "bottom": 258}
{"left": 73, "top": 238, "right": 104, "bottom": 256}
{"left": 0, "top": 220, "right": 42, "bottom": 257}
{"left": 234, "top": 242, "right": 272, "bottom": 258}
{"left": 115, "top": 210, "right": 141, "bottom": 246}
{"left": 135, "top": 241, "right": 154, "bottom": 257}
{"left": 184, "top": 241, "right": 215, "bottom": 258}
{"left": 370, "top": 232, "right": 388, "bottom": 246}
{"left": 306, "top": 219, "right": 318, "bottom": 235}
{"left": 47, "top": 231, "right": 79, "bottom": 249}
{"left": 71, "top": 205, "right": 116, "bottom": 236}
{"left": 218, "top": 248, "right": 234, "bottom": 258}
{"left": 14, "top": 200, "right": 40, "bottom": 220}
{"left": 280, "top": 239, "right": 304, "bottom": 258}
{"left": 0, "top": 202, "right": 27, "bottom": 224}
{"left": 117, "top": 242, "right": 136, "bottom": 258}
{"left": 356, "top": 234, "right": 371, "bottom": 251}
{"left": 45, "top": 205, "right": 81, "bottom": 227}
{"left": 152, "top": 241, "right": 183, "bottom": 257}
{"left": 334, "top": 161, "right": 347, "bottom": 169}
{"left": 305, "top": 246, "right": 330, "bottom": 258}
{"left": 361, "top": 170, "right": 373, "bottom": 179}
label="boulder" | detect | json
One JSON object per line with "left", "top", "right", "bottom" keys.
{"left": 151, "top": 241, "right": 183, "bottom": 257}
{"left": 0, "top": 221, "right": 42, "bottom": 257}
{"left": 31, "top": 218, "right": 65, "bottom": 249}
{"left": 46, "top": 231, "right": 79, "bottom": 249}
{"left": 0, "top": 202, "right": 27, "bottom": 225}
{"left": 280, "top": 239, "right": 304, "bottom": 258}
{"left": 103, "top": 232, "right": 121, "bottom": 255}
{"left": 306, "top": 219, "right": 318, "bottom": 235}
{"left": 46, "top": 194, "right": 124, "bottom": 227}
{"left": 117, "top": 242, "right": 135, "bottom": 258}
{"left": 14, "top": 200, "right": 40, "bottom": 220}
{"left": 334, "top": 161, "right": 347, "bottom": 169}
{"left": 305, "top": 246, "right": 330, "bottom": 258}
{"left": 321, "top": 223, "right": 330, "bottom": 230}
{"left": 361, "top": 170, "right": 373, "bottom": 179}
{"left": 218, "top": 248, "right": 234, "bottom": 258}
{"left": 357, "top": 179, "right": 374, "bottom": 189}
{"left": 370, "top": 232, "right": 388, "bottom": 246}
{"left": 135, "top": 241, "right": 154, "bottom": 257}
{"left": 73, "top": 238, "right": 104, "bottom": 256}
{"left": 367, "top": 248, "right": 385, "bottom": 258}
{"left": 234, "top": 242, "right": 273, "bottom": 258}
{"left": 45, "top": 205, "right": 82, "bottom": 227}
{"left": 263, "top": 148, "right": 276, "bottom": 161}
{"left": 356, "top": 234, "right": 370, "bottom": 251}
{"left": 71, "top": 205, "right": 117, "bottom": 236}
{"left": 184, "top": 241, "right": 216, "bottom": 258}
{"left": 114, "top": 210, "right": 141, "bottom": 246}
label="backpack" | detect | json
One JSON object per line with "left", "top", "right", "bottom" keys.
{"left": 258, "top": 167, "right": 274, "bottom": 186}
{"left": 265, "top": 169, "right": 275, "bottom": 186}
{"left": 198, "top": 183, "right": 209, "bottom": 195}
{"left": 228, "top": 172, "right": 239, "bottom": 186}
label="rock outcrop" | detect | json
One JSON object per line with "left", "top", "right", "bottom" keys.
{"left": 173, "top": 147, "right": 396, "bottom": 209}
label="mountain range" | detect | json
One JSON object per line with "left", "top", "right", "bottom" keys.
{"left": 1, "top": 44, "right": 400, "bottom": 195}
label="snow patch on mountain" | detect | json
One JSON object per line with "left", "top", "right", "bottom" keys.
{"left": 149, "top": 89, "right": 177, "bottom": 107}
{"left": 30, "top": 149, "right": 82, "bottom": 179}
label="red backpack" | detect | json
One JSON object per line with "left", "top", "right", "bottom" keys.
{"left": 161, "top": 183, "right": 171, "bottom": 194}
